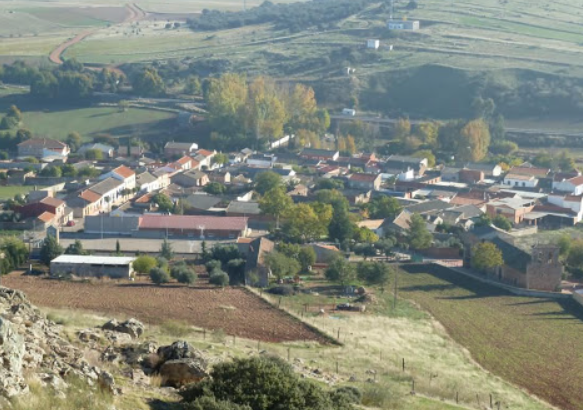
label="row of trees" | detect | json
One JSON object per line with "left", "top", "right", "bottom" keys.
{"left": 206, "top": 74, "right": 329, "bottom": 150}
{"left": 324, "top": 256, "right": 393, "bottom": 287}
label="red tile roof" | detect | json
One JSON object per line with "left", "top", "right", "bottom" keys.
{"left": 566, "top": 176, "right": 583, "bottom": 186}
{"left": 197, "top": 149, "right": 214, "bottom": 157}
{"left": 79, "top": 190, "right": 101, "bottom": 204}
{"left": 113, "top": 165, "right": 135, "bottom": 179}
{"left": 509, "top": 166, "right": 550, "bottom": 177}
{"left": 37, "top": 211, "right": 55, "bottom": 223}
{"left": 40, "top": 197, "right": 65, "bottom": 207}
{"left": 139, "top": 215, "right": 247, "bottom": 231}
{"left": 176, "top": 156, "right": 193, "bottom": 165}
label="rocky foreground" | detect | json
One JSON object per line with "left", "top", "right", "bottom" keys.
{"left": 0, "top": 287, "right": 212, "bottom": 408}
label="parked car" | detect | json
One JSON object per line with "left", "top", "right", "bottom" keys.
{"left": 66, "top": 220, "right": 76, "bottom": 227}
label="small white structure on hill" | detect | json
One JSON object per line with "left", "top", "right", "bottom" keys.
{"left": 388, "top": 19, "right": 420, "bottom": 30}
{"left": 342, "top": 108, "right": 356, "bottom": 116}
{"left": 367, "top": 39, "right": 380, "bottom": 49}
{"left": 50, "top": 255, "right": 137, "bottom": 279}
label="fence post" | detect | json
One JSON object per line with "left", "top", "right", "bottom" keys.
{"left": 455, "top": 391, "right": 459, "bottom": 404}
{"left": 490, "top": 394, "right": 493, "bottom": 408}
{"left": 287, "top": 347, "right": 291, "bottom": 362}
{"left": 402, "top": 358, "right": 405, "bottom": 372}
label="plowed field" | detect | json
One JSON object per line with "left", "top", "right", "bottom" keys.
{"left": 3, "top": 273, "right": 328, "bottom": 344}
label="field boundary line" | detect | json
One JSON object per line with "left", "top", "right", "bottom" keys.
{"left": 244, "top": 286, "right": 342, "bottom": 346}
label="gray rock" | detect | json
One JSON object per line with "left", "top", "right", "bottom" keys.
{"left": 0, "top": 316, "right": 26, "bottom": 397}
{"left": 102, "top": 319, "right": 144, "bottom": 339}
{"left": 159, "top": 358, "right": 209, "bottom": 387}
{"left": 157, "top": 341, "right": 199, "bottom": 362}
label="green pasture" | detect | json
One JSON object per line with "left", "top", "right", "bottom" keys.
{"left": 0, "top": 186, "right": 39, "bottom": 200}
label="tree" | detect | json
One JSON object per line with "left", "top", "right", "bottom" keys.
{"left": 61, "top": 164, "right": 78, "bottom": 178}
{"left": 133, "top": 255, "right": 157, "bottom": 274}
{"left": 132, "top": 66, "right": 165, "bottom": 96}
{"left": 209, "top": 270, "right": 230, "bottom": 287}
{"left": 567, "top": 239, "right": 583, "bottom": 271}
{"left": 415, "top": 122, "right": 438, "bottom": 146}
{"left": 558, "top": 151, "right": 576, "bottom": 171}
{"left": 180, "top": 356, "right": 356, "bottom": 410}
{"left": 246, "top": 76, "right": 286, "bottom": 142}
{"left": 456, "top": 119, "right": 491, "bottom": 163}
{"left": 204, "top": 182, "right": 227, "bottom": 195}
{"left": 213, "top": 152, "right": 229, "bottom": 166}
{"left": 150, "top": 267, "right": 171, "bottom": 285}
{"left": 558, "top": 234, "right": 571, "bottom": 258}
{"left": 65, "top": 239, "right": 88, "bottom": 255}
{"left": 65, "top": 132, "right": 82, "bottom": 152}
{"left": 184, "top": 75, "right": 202, "bottom": 95}
{"left": 472, "top": 242, "right": 504, "bottom": 272}
{"left": 264, "top": 251, "right": 300, "bottom": 280}
{"left": 206, "top": 73, "right": 248, "bottom": 136}
{"left": 78, "top": 166, "right": 100, "bottom": 178}
{"left": 394, "top": 118, "right": 411, "bottom": 141}
{"left": 364, "top": 196, "right": 402, "bottom": 220}
{"left": 353, "top": 243, "right": 377, "bottom": 260}
{"left": 492, "top": 215, "right": 512, "bottom": 231}
{"left": 40, "top": 236, "right": 63, "bottom": 266}
{"left": 325, "top": 255, "right": 355, "bottom": 286}
{"left": 85, "top": 149, "right": 103, "bottom": 160}
{"left": 408, "top": 214, "right": 432, "bottom": 250}
{"left": 357, "top": 261, "right": 393, "bottom": 286}
{"left": 259, "top": 187, "right": 293, "bottom": 229}
{"left": 298, "top": 247, "right": 316, "bottom": 273}
{"left": 154, "top": 193, "right": 174, "bottom": 213}
{"left": 254, "top": 171, "right": 282, "bottom": 195}
{"left": 115, "top": 240, "right": 121, "bottom": 255}
{"left": 282, "top": 203, "right": 330, "bottom": 243}
{"left": 328, "top": 206, "right": 355, "bottom": 243}
{"left": 0, "top": 237, "right": 29, "bottom": 275}
{"left": 352, "top": 227, "right": 378, "bottom": 244}
{"left": 160, "top": 238, "right": 174, "bottom": 260}
{"left": 39, "top": 166, "right": 62, "bottom": 178}
{"left": 412, "top": 150, "right": 436, "bottom": 168}
{"left": 171, "top": 263, "right": 197, "bottom": 285}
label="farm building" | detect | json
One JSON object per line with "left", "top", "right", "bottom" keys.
{"left": 367, "top": 39, "right": 380, "bottom": 49}
{"left": 50, "top": 255, "right": 136, "bottom": 279}
{"left": 138, "top": 214, "right": 248, "bottom": 239}
{"left": 387, "top": 19, "right": 420, "bottom": 30}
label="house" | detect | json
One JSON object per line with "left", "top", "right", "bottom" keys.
{"left": 441, "top": 167, "right": 462, "bottom": 182}
{"left": 78, "top": 143, "right": 115, "bottom": 158}
{"left": 99, "top": 165, "right": 136, "bottom": 191}
{"left": 184, "top": 194, "right": 224, "bottom": 214}
{"left": 342, "top": 189, "right": 372, "bottom": 205}
{"left": 226, "top": 201, "right": 261, "bottom": 217}
{"left": 387, "top": 19, "right": 420, "bottom": 30}
{"left": 136, "top": 171, "right": 169, "bottom": 193}
{"left": 238, "top": 237, "right": 275, "bottom": 287}
{"left": 310, "top": 243, "right": 341, "bottom": 264}
{"left": 503, "top": 173, "right": 539, "bottom": 188}
{"left": 384, "top": 155, "right": 428, "bottom": 176}
{"left": 208, "top": 169, "right": 231, "bottom": 185}
{"left": 194, "top": 149, "right": 216, "bottom": 168}
{"left": 18, "top": 196, "right": 72, "bottom": 226}
{"left": 508, "top": 165, "right": 550, "bottom": 179}
{"left": 247, "top": 154, "right": 277, "bottom": 168}
{"left": 18, "top": 138, "right": 70, "bottom": 161}
{"left": 86, "top": 177, "right": 126, "bottom": 212}
{"left": 300, "top": 148, "right": 340, "bottom": 162}
{"left": 464, "top": 163, "right": 502, "bottom": 178}
{"left": 50, "top": 255, "right": 136, "bottom": 279}
{"left": 485, "top": 197, "right": 537, "bottom": 224}
{"left": 366, "top": 39, "right": 380, "bottom": 49}
{"left": 552, "top": 175, "right": 583, "bottom": 195}
{"left": 171, "top": 170, "right": 209, "bottom": 188}
{"left": 357, "top": 219, "right": 385, "bottom": 237}
{"left": 164, "top": 142, "right": 198, "bottom": 159}
{"left": 347, "top": 173, "right": 382, "bottom": 190}
{"left": 458, "top": 169, "right": 484, "bottom": 184}
{"left": 547, "top": 193, "right": 583, "bottom": 222}
{"left": 463, "top": 235, "right": 562, "bottom": 291}
{"left": 137, "top": 214, "right": 248, "bottom": 239}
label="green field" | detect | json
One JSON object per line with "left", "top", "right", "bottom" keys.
{"left": 0, "top": 186, "right": 39, "bottom": 200}
{"left": 398, "top": 264, "right": 583, "bottom": 410}
{"left": 20, "top": 106, "right": 176, "bottom": 141}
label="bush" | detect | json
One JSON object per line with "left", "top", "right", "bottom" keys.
{"left": 173, "top": 266, "right": 197, "bottom": 285}
{"left": 267, "top": 285, "right": 295, "bottom": 296}
{"left": 206, "top": 259, "right": 222, "bottom": 273}
{"left": 133, "top": 255, "right": 157, "bottom": 274}
{"left": 150, "top": 267, "right": 171, "bottom": 285}
{"left": 209, "top": 270, "right": 229, "bottom": 287}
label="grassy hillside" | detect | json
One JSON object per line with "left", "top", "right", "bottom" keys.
{"left": 399, "top": 263, "right": 583, "bottom": 410}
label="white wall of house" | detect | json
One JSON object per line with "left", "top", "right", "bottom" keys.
{"left": 553, "top": 180, "right": 583, "bottom": 195}
{"left": 548, "top": 194, "right": 583, "bottom": 222}
{"left": 503, "top": 177, "right": 538, "bottom": 188}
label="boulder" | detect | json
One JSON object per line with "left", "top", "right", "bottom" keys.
{"left": 159, "top": 358, "right": 209, "bottom": 387}
{"left": 157, "top": 341, "right": 200, "bottom": 362}
{"left": 0, "top": 317, "right": 27, "bottom": 397}
{"left": 102, "top": 319, "right": 145, "bottom": 339}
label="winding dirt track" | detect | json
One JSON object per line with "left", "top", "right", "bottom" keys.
{"left": 48, "top": 3, "right": 147, "bottom": 66}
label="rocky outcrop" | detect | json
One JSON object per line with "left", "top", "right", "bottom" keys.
{"left": 0, "top": 287, "right": 102, "bottom": 400}
{"left": 156, "top": 341, "right": 210, "bottom": 387}
{"left": 102, "top": 318, "right": 145, "bottom": 339}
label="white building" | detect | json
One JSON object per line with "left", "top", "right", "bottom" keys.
{"left": 548, "top": 193, "right": 583, "bottom": 222}
{"left": 388, "top": 19, "right": 420, "bottom": 30}
{"left": 503, "top": 173, "right": 538, "bottom": 188}
{"left": 99, "top": 165, "right": 136, "bottom": 191}
{"left": 552, "top": 175, "right": 583, "bottom": 195}
{"left": 50, "top": 255, "right": 136, "bottom": 279}
{"left": 367, "top": 39, "right": 380, "bottom": 49}
{"left": 342, "top": 108, "right": 356, "bottom": 116}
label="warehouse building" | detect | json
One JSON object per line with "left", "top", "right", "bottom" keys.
{"left": 50, "top": 255, "right": 136, "bottom": 279}
{"left": 137, "top": 214, "right": 249, "bottom": 239}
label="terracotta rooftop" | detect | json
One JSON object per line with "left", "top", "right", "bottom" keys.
{"left": 79, "top": 190, "right": 101, "bottom": 204}
{"left": 112, "top": 165, "right": 135, "bottom": 179}
{"left": 37, "top": 211, "right": 55, "bottom": 223}
{"left": 509, "top": 166, "right": 550, "bottom": 177}
{"left": 40, "top": 197, "right": 65, "bottom": 207}
{"left": 197, "top": 149, "right": 214, "bottom": 157}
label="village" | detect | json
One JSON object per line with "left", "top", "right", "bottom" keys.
{"left": 0, "top": 132, "right": 581, "bottom": 300}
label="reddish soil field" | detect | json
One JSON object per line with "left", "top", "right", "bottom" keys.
{"left": 2, "top": 273, "right": 328, "bottom": 344}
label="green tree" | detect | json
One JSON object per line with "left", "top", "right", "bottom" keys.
{"left": 133, "top": 255, "right": 157, "bottom": 274}
{"left": 352, "top": 227, "right": 378, "bottom": 244}
{"left": 558, "top": 151, "right": 576, "bottom": 171}
{"left": 39, "top": 166, "right": 62, "bottom": 178}
{"left": 254, "top": 171, "right": 282, "bottom": 195}
{"left": 408, "top": 214, "right": 432, "bottom": 250}
{"left": 150, "top": 267, "right": 171, "bottom": 285}
{"left": 212, "top": 152, "right": 229, "bottom": 166}
{"left": 184, "top": 75, "right": 202, "bottom": 95}
{"left": 412, "top": 149, "right": 436, "bottom": 168}
{"left": 264, "top": 251, "right": 300, "bottom": 280}
{"left": 492, "top": 215, "right": 512, "bottom": 231}
{"left": 415, "top": 122, "right": 439, "bottom": 146}
{"left": 85, "top": 149, "right": 103, "bottom": 160}
{"left": 298, "top": 247, "right": 316, "bottom": 273}
{"left": 65, "top": 239, "right": 88, "bottom": 255}
{"left": 394, "top": 118, "right": 411, "bottom": 141}
{"left": 209, "top": 269, "right": 230, "bottom": 287}
{"left": 558, "top": 234, "right": 571, "bottom": 258}
{"left": 132, "top": 66, "right": 165, "bottom": 97}
{"left": 115, "top": 240, "right": 122, "bottom": 255}
{"left": 325, "top": 255, "right": 355, "bottom": 285}
{"left": 61, "top": 164, "right": 78, "bottom": 178}
{"left": 328, "top": 206, "right": 355, "bottom": 243}
{"left": 160, "top": 238, "right": 174, "bottom": 260}
{"left": 259, "top": 186, "right": 293, "bottom": 229}
{"left": 78, "top": 166, "right": 100, "bottom": 178}
{"left": 456, "top": 119, "right": 491, "bottom": 163}
{"left": 357, "top": 261, "right": 393, "bottom": 286}
{"left": 282, "top": 203, "right": 330, "bottom": 243}
{"left": 65, "top": 132, "right": 82, "bottom": 152}
{"left": 472, "top": 242, "right": 504, "bottom": 272}
{"left": 154, "top": 193, "right": 174, "bottom": 213}
{"left": 0, "top": 237, "right": 29, "bottom": 275}
{"left": 204, "top": 182, "right": 227, "bottom": 195}
{"left": 171, "top": 263, "right": 197, "bottom": 285}
{"left": 364, "top": 196, "right": 402, "bottom": 220}
{"left": 40, "top": 236, "right": 63, "bottom": 266}
{"left": 184, "top": 396, "right": 251, "bottom": 410}
{"left": 206, "top": 73, "right": 248, "bottom": 136}
{"left": 567, "top": 239, "right": 583, "bottom": 271}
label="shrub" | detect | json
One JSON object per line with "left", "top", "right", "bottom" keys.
{"left": 176, "top": 267, "right": 198, "bottom": 285}
{"left": 150, "top": 267, "right": 171, "bottom": 285}
{"left": 133, "top": 255, "right": 157, "bottom": 274}
{"left": 267, "top": 285, "right": 295, "bottom": 296}
{"left": 209, "top": 270, "right": 229, "bottom": 287}
{"left": 206, "top": 259, "right": 222, "bottom": 273}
